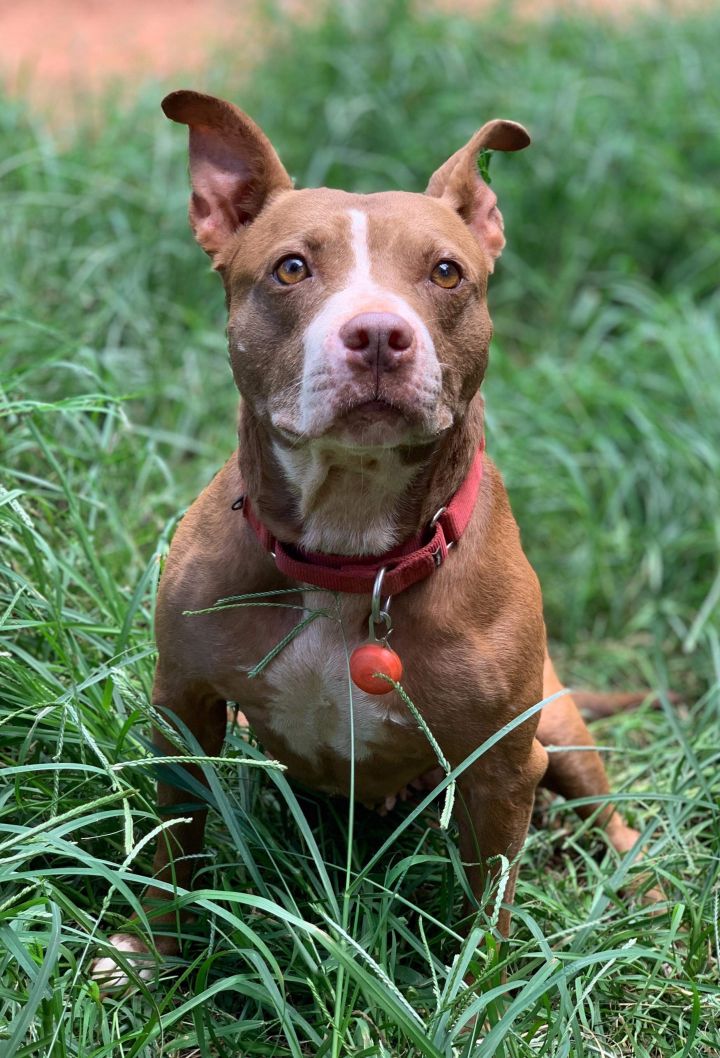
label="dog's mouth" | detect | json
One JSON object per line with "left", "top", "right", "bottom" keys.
{"left": 338, "top": 398, "right": 405, "bottom": 425}
{"left": 324, "top": 395, "right": 437, "bottom": 448}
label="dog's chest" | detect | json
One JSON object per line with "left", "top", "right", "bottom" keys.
{"left": 251, "top": 592, "right": 410, "bottom": 766}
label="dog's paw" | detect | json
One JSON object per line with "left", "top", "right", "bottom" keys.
{"left": 92, "top": 933, "right": 157, "bottom": 991}
{"left": 606, "top": 819, "right": 667, "bottom": 908}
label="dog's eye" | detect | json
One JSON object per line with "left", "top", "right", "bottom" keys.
{"left": 431, "top": 260, "right": 462, "bottom": 289}
{"left": 273, "top": 255, "right": 310, "bottom": 285}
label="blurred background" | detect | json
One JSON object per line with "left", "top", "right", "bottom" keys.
{"left": 1, "top": 3, "right": 719, "bottom": 1054}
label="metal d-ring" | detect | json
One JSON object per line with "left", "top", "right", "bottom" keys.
{"left": 369, "top": 566, "right": 393, "bottom": 644}
{"left": 429, "top": 504, "right": 455, "bottom": 554}
{"left": 429, "top": 505, "right": 447, "bottom": 529}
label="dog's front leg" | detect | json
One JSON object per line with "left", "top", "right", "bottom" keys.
{"left": 144, "top": 685, "right": 228, "bottom": 942}
{"left": 455, "top": 738, "right": 548, "bottom": 938}
{"left": 93, "top": 675, "right": 226, "bottom": 985}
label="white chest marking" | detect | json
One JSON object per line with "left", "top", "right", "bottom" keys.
{"left": 261, "top": 593, "right": 410, "bottom": 766}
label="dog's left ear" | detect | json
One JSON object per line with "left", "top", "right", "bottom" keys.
{"left": 426, "top": 120, "right": 530, "bottom": 270}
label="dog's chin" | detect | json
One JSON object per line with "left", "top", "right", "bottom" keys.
{"left": 322, "top": 400, "right": 439, "bottom": 450}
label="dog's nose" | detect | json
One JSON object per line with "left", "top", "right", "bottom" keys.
{"left": 339, "top": 312, "right": 414, "bottom": 372}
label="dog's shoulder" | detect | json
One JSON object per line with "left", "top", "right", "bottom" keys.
{"left": 155, "top": 454, "right": 262, "bottom": 634}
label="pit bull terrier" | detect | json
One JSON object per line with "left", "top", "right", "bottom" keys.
{"left": 94, "top": 90, "right": 653, "bottom": 982}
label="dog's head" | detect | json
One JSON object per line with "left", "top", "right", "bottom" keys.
{"left": 163, "top": 90, "right": 529, "bottom": 453}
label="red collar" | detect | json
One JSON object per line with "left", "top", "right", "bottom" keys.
{"left": 240, "top": 445, "right": 484, "bottom": 597}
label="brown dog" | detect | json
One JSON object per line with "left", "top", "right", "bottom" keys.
{"left": 94, "top": 90, "right": 652, "bottom": 982}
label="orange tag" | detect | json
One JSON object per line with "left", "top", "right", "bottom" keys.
{"left": 349, "top": 643, "right": 403, "bottom": 695}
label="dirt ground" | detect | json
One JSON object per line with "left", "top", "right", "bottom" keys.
{"left": 0, "top": 0, "right": 265, "bottom": 112}
{"left": 0, "top": 0, "right": 703, "bottom": 115}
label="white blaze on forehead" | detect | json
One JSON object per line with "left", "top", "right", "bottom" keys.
{"left": 349, "top": 208, "right": 372, "bottom": 279}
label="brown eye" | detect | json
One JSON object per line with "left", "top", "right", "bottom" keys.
{"left": 273, "top": 255, "right": 310, "bottom": 285}
{"left": 431, "top": 260, "right": 462, "bottom": 289}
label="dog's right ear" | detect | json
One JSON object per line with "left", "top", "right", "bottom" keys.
{"left": 162, "top": 90, "right": 293, "bottom": 263}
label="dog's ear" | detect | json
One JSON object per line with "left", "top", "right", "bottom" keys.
{"left": 426, "top": 120, "right": 530, "bottom": 270}
{"left": 162, "top": 90, "right": 293, "bottom": 262}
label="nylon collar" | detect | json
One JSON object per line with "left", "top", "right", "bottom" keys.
{"left": 237, "top": 444, "right": 485, "bottom": 597}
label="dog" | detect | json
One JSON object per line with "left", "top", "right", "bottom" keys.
{"left": 94, "top": 90, "right": 654, "bottom": 983}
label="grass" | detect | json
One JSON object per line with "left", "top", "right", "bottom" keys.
{"left": 1, "top": 0, "right": 719, "bottom": 1053}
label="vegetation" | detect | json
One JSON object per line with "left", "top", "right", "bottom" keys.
{"left": 1, "top": 1, "right": 718, "bottom": 1054}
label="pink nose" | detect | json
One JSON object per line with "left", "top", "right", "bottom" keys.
{"left": 339, "top": 312, "right": 415, "bottom": 373}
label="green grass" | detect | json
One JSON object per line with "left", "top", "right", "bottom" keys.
{"left": 1, "top": 1, "right": 719, "bottom": 1053}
